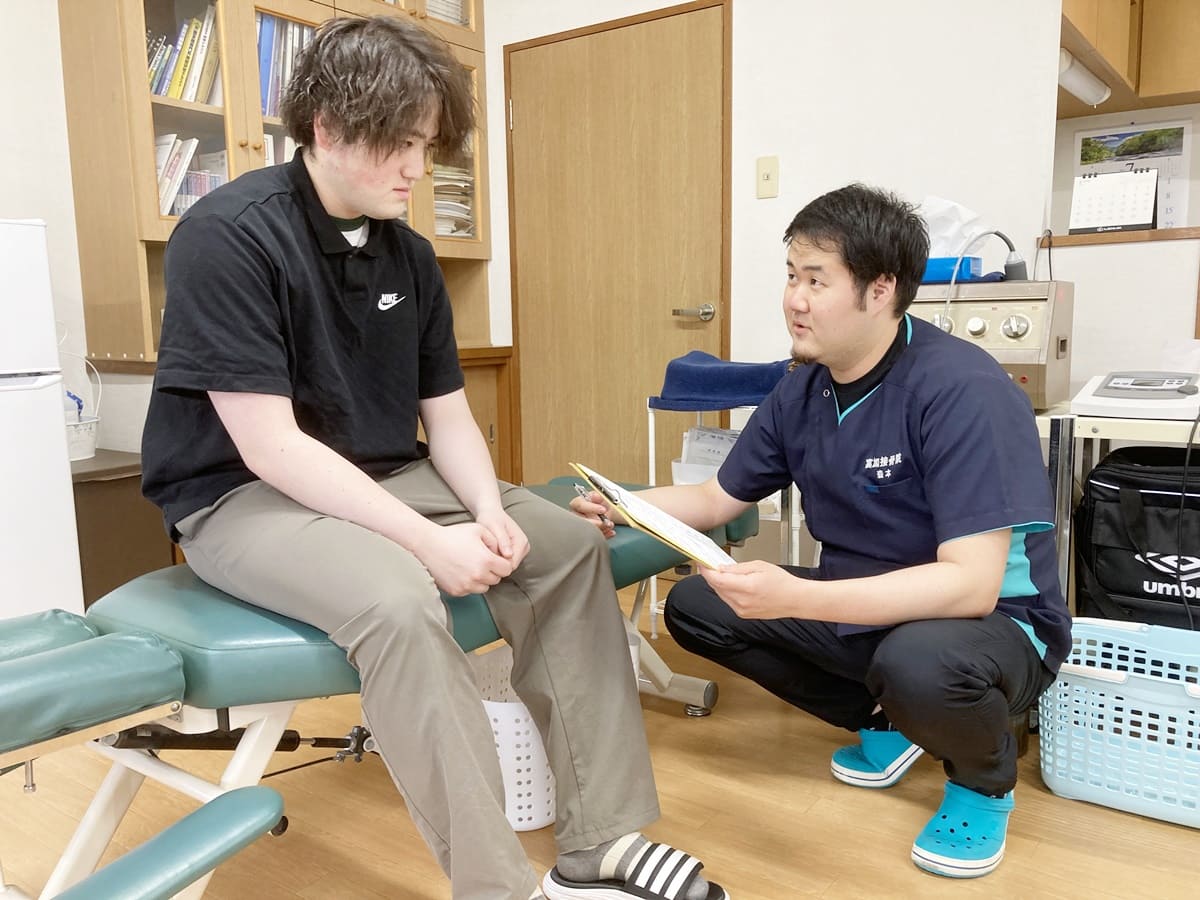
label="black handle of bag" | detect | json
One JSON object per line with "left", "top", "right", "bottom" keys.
{"left": 1118, "top": 488, "right": 1152, "bottom": 558}
{"left": 1072, "top": 487, "right": 1146, "bottom": 622}
{"left": 1101, "top": 486, "right": 1195, "bottom": 628}
{"left": 1076, "top": 551, "right": 1136, "bottom": 621}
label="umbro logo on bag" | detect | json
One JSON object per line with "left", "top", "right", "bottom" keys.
{"left": 377, "top": 293, "right": 405, "bottom": 311}
{"left": 1136, "top": 552, "right": 1200, "bottom": 582}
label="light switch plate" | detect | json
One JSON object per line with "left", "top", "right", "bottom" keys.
{"left": 756, "top": 156, "right": 779, "bottom": 199}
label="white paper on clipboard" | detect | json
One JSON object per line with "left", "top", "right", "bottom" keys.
{"left": 571, "top": 462, "right": 735, "bottom": 569}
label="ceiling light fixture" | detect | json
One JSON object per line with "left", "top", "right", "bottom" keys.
{"left": 1058, "top": 48, "right": 1111, "bottom": 107}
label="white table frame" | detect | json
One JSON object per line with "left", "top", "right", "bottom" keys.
{"left": 1038, "top": 411, "right": 1198, "bottom": 610}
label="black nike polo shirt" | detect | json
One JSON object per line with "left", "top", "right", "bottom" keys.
{"left": 142, "top": 152, "right": 464, "bottom": 536}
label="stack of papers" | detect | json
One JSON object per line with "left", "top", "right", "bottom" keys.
{"left": 433, "top": 164, "right": 475, "bottom": 237}
{"left": 426, "top": 0, "right": 470, "bottom": 26}
{"left": 681, "top": 425, "right": 740, "bottom": 467}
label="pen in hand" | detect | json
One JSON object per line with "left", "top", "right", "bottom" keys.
{"left": 574, "top": 483, "right": 613, "bottom": 529}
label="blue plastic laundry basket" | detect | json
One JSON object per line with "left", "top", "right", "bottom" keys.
{"left": 1038, "top": 617, "right": 1200, "bottom": 828}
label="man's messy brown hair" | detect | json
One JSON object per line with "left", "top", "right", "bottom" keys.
{"left": 281, "top": 15, "right": 474, "bottom": 161}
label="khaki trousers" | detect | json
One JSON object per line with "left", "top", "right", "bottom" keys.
{"left": 176, "top": 459, "right": 660, "bottom": 899}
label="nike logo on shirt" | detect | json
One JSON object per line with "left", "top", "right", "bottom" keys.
{"left": 377, "top": 293, "right": 405, "bottom": 311}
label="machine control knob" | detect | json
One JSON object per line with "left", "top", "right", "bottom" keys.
{"left": 966, "top": 316, "right": 988, "bottom": 337}
{"left": 1001, "top": 314, "right": 1031, "bottom": 339}
{"left": 931, "top": 313, "right": 953, "bottom": 334}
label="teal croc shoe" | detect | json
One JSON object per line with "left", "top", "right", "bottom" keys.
{"left": 911, "top": 781, "right": 1014, "bottom": 878}
{"left": 830, "top": 728, "right": 924, "bottom": 788}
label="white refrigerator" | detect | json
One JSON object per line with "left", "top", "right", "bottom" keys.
{"left": 0, "top": 219, "right": 84, "bottom": 618}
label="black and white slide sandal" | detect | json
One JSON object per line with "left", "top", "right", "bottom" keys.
{"left": 541, "top": 842, "right": 729, "bottom": 900}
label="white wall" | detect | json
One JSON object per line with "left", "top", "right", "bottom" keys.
{"left": 485, "top": 0, "right": 1063, "bottom": 365}
{"left": 1048, "top": 103, "right": 1200, "bottom": 389}
{"left": 31, "top": 1, "right": 1159, "bottom": 449}
{"left": 1046, "top": 241, "right": 1199, "bottom": 390}
{"left": 1, "top": 3, "right": 87, "bottom": 395}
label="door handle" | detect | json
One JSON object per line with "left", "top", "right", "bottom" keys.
{"left": 671, "top": 303, "right": 715, "bottom": 322}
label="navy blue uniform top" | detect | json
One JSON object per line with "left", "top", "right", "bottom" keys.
{"left": 142, "top": 152, "right": 463, "bottom": 536}
{"left": 718, "top": 315, "right": 1071, "bottom": 671}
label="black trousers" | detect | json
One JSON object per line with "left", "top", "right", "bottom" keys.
{"left": 664, "top": 568, "right": 1055, "bottom": 796}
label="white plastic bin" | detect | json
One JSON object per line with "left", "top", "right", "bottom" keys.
{"left": 66, "top": 415, "right": 99, "bottom": 461}
{"left": 469, "top": 644, "right": 555, "bottom": 831}
{"left": 671, "top": 458, "right": 719, "bottom": 485}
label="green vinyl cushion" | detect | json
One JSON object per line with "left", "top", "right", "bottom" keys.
{"left": 0, "top": 630, "right": 184, "bottom": 755}
{"left": 722, "top": 501, "right": 759, "bottom": 545}
{"left": 0, "top": 608, "right": 98, "bottom": 663}
{"left": 85, "top": 565, "right": 500, "bottom": 710}
{"left": 54, "top": 785, "right": 284, "bottom": 900}
{"left": 87, "top": 566, "right": 363, "bottom": 709}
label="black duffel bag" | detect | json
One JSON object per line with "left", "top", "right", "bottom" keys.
{"left": 1074, "top": 446, "right": 1200, "bottom": 629}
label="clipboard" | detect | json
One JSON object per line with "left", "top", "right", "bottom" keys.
{"left": 570, "top": 462, "right": 735, "bottom": 569}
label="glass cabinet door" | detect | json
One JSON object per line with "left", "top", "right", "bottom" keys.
{"left": 138, "top": 0, "right": 234, "bottom": 240}
{"left": 417, "top": 0, "right": 483, "bottom": 52}
{"left": 333, "top": 0, "right": 483, "bottom": 51}
{"left": 426, "top": 44, "right": 488, "bottom": 259}
{"left": 239, "top": 1, "right": 337, "bottom": 172}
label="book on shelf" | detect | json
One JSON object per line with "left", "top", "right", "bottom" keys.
{"left": 146, "top": 31, "right": 165, "bottom": 65}
{"left": 154, "top": 133, "right": 178, "bottom": 182}
{"left": 194, "top": 149, "right": 228, "bottom": 177}
{"left": 147, "top": 41, "right": 170, "bottom": 88}
{"left": 157, "top": 138, "right": 183, "bottom": 205}
{"left": 206, "top": 62, "right": 223, "bottom": 106}
{"left": 267, "top": 20, "right": 286, "bottom": 117}
{"left": 171, "top": 170, "right": 226, "bottom": 216}
{"left": 427, "top": 0, "right": 470, "bottom": 27}
{"left": 195, "top": 41, "right": 220, "bottom": 106}
{"left": 159, "top": 137, "right": 199, "bottom": 216}
{"left": 167, "top": 17, "right": 201, "bottom": 100}
{"left": 153, "top": 23, "right": 186, "bottom": 95}
{"left": 257, "top": 14, "right": 275, "bottom": 114}
{"left": 182, "top": 5, "right": 216, "bottom": 103}
{"left": 279, "top": 21, "right": 295, "bottom": 113}
{"left": 146, "top": 32, "right": 167, "bottom": 80}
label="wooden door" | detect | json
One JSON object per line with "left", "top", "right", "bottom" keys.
{"left": 507, "top": 2, "right": 728, "bottom": 486}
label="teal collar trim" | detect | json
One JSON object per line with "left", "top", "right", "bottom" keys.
{"left": 831, "top": 317, "right": 908, "bottom": 425}
{"left": 836, "top": 384, "right": 882, "bottom": 424}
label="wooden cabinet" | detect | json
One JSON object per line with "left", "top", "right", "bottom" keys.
{"left": 1139, "top": 0, "right": 1200, "bottom": 96}
{"left": 59, "top": 1, "right": 339, "bottom": 366}
{"left": 71, "top": 451, "right": 175, "bottom": 606}
{"left": 59, "top": 0, "right": 512, "bottom": 479}
{"left": 1062, "top": 0, "right": 1138, "bottom": 89}
{"left": 335, "top": 0, "right": 484, "bottom": 51}
{"left": 59, "top": 0, "right": 492, "bottom": 366}
{"left": 1058, "top": 0, "right": 1200, "bottom": 116}
{"left": 460, "top": 348, "right": 517, "bottom": 482}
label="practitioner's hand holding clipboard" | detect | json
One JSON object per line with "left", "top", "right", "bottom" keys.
{"left": 569, "top": 462, "right": 735, "bottom": 569}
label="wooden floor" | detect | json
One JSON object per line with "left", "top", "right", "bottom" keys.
{"left": 2, "top": 587, "right": 1197, "bottom": 899}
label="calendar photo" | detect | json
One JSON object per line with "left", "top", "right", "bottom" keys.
{"left": 1073, "top": 120, "right": 1191, "bottom": 229}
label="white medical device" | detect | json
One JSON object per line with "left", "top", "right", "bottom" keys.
{"left": 1070, "top": 371, "right": 1200, "bottom": 420}
{"left": 909, "top": 281, "right": 1073, "bottom": 411}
